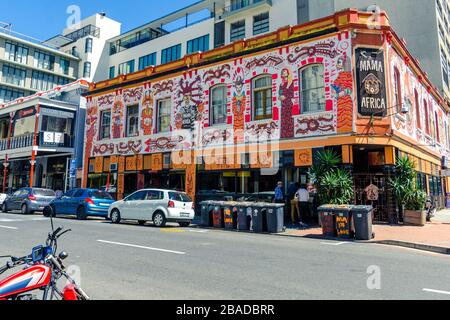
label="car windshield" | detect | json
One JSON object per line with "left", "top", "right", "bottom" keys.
{"left": 89, "top": 191, "right": 113, "bottom": 200}
{"left": 33, "top": 189, "right": 55, "bottom": 197}
{"left": 169, "top": 192, "right": 192, "bottom": 202}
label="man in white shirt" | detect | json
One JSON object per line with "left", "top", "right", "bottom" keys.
{"left": 295, "top": 185, "right": 310, "bottom": 228}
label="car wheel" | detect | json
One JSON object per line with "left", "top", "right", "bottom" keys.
{"left": 21, "top": 204, "right": 29, "bottom": 215}
{"left": 153, "top": 212, "right": 166, "bottom": 228}
{"left": 138, "top": 220, "right": 146, "bottom": 226}
{"left": 179, "top": 222, "right": 191, "bottom": 227}
{"left": 110, "top": 209, "right": 121, "bottom": 224}
{"left": 2, "top": 203, "right": 8, "bottom": 213}
{"left": 76, "top": 206, "right": 87, "bottom": 220}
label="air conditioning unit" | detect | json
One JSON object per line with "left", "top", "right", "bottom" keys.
{"left": 110, "top": 163, "right": 118, "bottom": 172}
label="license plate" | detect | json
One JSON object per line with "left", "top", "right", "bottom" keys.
{"left": 180, "top": 213, "right": 190, "bottom": 217}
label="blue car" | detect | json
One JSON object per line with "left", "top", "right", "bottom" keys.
{"left": 45, "top": 189, "right": 115, "bottom": 220}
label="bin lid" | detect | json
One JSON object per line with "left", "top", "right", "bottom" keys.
{"left": 333, "top": 205, "right": 354, "bottom": 212}
{"left": 352, "top": 205, "right": 374, "bottom": 212}
{"left": 318, "top": 205, "right": 337, "bottom": 212}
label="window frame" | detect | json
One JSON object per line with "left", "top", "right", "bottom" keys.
{"left": 253, "top": 12, "right": 270, "bottom": 35}
{"left": 85, "top": 38, "right": 93, "bottom": 53}
{"left": 210, "top": 85, "right": 228, "bottom": 126}
{"left": 252, "top": 74, "right": 273, "bottom": 121}
{"left": 126, "top": 105, "right": 140, "bottom": 137}
{"left": 230, "top": 20, "right": 246, "bottom": 42}
{"left": 414, "top": 89, "right": 421, "bottom": 129}
{"left": 100, "top": 110, "right": 111, "bottom": 140}
{"left": 161, "top": 44, "right": 181, "bottom": 64}
{"left": 157, "top": 99, "right": 172, "bottom": 133}
{"left": 83, "top": 62, "right": 91, "bottom": 78}
{"left": 299, "top": 64, "right": 326, "bottom": 114}
{"left": 393, "top": 67, "right": 402, "bottom": 113}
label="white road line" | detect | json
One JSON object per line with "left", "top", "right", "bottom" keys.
{"left": 187, "top": 229, "right": 208, "bottom": 233}
{"left": 320, "top": 241, "right": 349, "bottom": 246}
{"left": 97, "top": 240, "right": 186, "bottom": 255}
{"left": 0, "top": 219, "right": 22, "bottom": 222}
{"left": 0, "top": 225, "right": 18, "bottom": 230}
{"left": 423, "top": 288, "right": 450, "bottom": 295}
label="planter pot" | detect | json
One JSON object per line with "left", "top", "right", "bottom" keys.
{"left": 403, "top": 210, "right": 426, "bottom": 226}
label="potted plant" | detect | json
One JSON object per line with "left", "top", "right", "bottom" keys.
{"left": 403, "top": 188, "right": 428, "bottom": 226}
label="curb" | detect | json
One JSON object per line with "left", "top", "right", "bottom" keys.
{"left": 191, "top": 223, "right": 450, "bottom": 255}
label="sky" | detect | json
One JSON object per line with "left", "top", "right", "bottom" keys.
{"left": 1, "top": 0, "right": 200, "bottom": 41}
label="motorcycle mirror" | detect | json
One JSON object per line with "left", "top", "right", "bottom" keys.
{"left": 59, "top": 251, "right": 69, "bottom": 260}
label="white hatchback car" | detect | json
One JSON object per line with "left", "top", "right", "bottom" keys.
{"left": 108, "top": 189, "right": 195, "bottom": 227}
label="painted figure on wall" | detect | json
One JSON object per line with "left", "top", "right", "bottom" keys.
{"left": 112, "top": 97, "right": 124, "bottom": 139}
{"left": 176, "top": 77, "right": 203, "bottom": 131}
{"left": 332, "top": 55, "right": 353, "bottom": 133}
{"left": 141, "top": 90, "right": 154, "bottom": 135}
{"left": 232, "top": 71, "right": 246, "bottom": 143}
{"left": 279, "top": 68, "right": 295, "bottom": 139}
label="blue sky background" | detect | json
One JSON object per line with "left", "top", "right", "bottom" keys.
{"left": 1, "top": 0, "right": 200, "bottom": 40}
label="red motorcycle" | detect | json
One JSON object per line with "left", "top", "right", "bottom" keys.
{"left": 0, "top": 224, "right": 89, "bottom": 300}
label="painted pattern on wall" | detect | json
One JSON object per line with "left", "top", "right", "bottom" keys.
{"left": 85, "top": 32, "right": 354, "bottom": 157}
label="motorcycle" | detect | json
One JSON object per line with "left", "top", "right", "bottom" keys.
{"left": 0, "top": 216, "right": 90, "bottom": 300}
{"left": 426, "top": 197, "right": 437, "bottom": 222}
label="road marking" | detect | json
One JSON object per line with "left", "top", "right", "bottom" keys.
{"left": 423, "top": 288, "right": 450, "bottom": 295}
{"left": 0, "top": 219, "right": 22, "bottom": 222}
{"left": 320, "top": 241, "right": 349, "bottom": 246}
{"left": 187, "top": 229, "right": 208, "bottom": 233}
{"left": 160, "top": 229, "right": 186, "bottom": 233}
{"left": 97, "top": 240, "right": 186, "bottom": 255}
{"left": 0, "top": 225, "right": 18, "bottom": 230}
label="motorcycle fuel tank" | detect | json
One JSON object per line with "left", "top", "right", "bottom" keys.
{"left": 0, "top": 264, "right": 51, "bottom": 299}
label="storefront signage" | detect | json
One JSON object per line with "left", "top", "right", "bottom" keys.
{"left": 356, "top": 48, "right": 387, "bottom": 116}
{"left": 365, "top": 184, "right": 380, "bottom": 201}
{"left": 16, "top": 107, "right": 36, "bottom": 119}
{"left": 69, "top": 159, "right": 77, "bottom": 178}
{"left": 40, "top": 108, "right": 75, "bottom": 119}
{"left": 43, "top": 132, "right": 64, "bottom": 145}
{"left": 294, "top": 149, "right": 313, "bottom": 167}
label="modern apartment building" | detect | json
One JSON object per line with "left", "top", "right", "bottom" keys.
{"left": 0, "top": 13, "right": 120, "bottom": 104}
{"left": 102, "top": 0, "right": 300, "bottom": 81}
{"left": 300, "top": 0, "right": 450, "bottom": 101}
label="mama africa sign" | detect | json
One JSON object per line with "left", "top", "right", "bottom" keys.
{"left": 356, "top": 48, "right": 387, "bottom": 116}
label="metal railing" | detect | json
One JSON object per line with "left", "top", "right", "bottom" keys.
{"left": 8, "top": 133, "right": 34, "bottom": 150}
{"left": 222, "top": 0, "right": 272, "bottom": 16}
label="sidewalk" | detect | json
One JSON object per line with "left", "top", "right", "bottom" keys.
{"left": 281, "top": 210, "right": 450, "bottom": 254}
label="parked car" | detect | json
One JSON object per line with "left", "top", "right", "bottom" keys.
{"left": 0, "top": 193, "right": 7, "bottom": 205}
{"left": 108, "top": 189, "right": 195, "bottom": 227}
{"left": 44, "top": 188, "right": 115, "bottom": 220}
{"left": 2, "top": 188, "right": 56, "bottom": 214}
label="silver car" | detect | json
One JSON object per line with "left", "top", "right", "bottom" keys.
{"left": 2, "top": 188, "right": 56, "bottom": 214}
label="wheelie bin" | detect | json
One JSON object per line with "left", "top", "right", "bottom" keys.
{"left": 237, "top": 202, "right": 252, "bottom": 231}
{"left": 334, "top": 205, "right": 354, "bottom": 239}
{"left": 212, "top": 202, "right": 225, "bottom": 229}
{"left": 200, "top": 201, "right": 215, "bottom": 227}
{"left": 222, "top": 202, "right": 239, "bottom": 230}
{"left": 352, "top": 206, "right": 375, "bottom": 240}
{"left": 318, "top": 205, "right": 337, "bottom": 237}
{"left": 266, "top": 204, "right": 285, "bottom": 233}
{"left": 251, "top": 203, "right": 268, "bottom": 233}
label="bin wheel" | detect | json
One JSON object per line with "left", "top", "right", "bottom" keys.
{"left": 372, "top": 232, "right": 376, "bottom": 239}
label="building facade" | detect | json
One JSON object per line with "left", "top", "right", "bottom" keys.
{"left": 303, "top": 0, "right": 450, "bottom": 101}
{"left": 83, "top": 9, "right": 450, "bottom": 223}
{"left": 0, "top": 80, "right": 89, "bottom": 192}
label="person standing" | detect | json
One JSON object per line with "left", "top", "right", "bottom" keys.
{"left": 274, "top": 181, "right": 285, "bottom": 204}
{"left": 295, "top": 185, "right": 310, "bottom": 228}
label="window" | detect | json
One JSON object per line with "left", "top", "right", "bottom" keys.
{"left": 5, "top": 42, "right": 28, "bottom": 64}
{"left": 169, "top": 192, "right": 192, "bottom": 202}
{"left": 100, "top": 111, "right": 111, "bottom": 140}
{"left": 161, "top": 44, "right": 181, "bottom": 64}
{"left": 60, "top": 58, "right": 70, "bottom": 75}
{"left": 253, "top": 75, "right": 272, "bottom": 120}
{"left": 300, "top": 64, "right": 325, "bottom": 113}
{"left": 414, "top": 90, "right": 421, "bottom": 129}
{"left": 424, "top": 99, "right": 430, "bottom": 134}
{"left": 126, "top": 105, "right": 139, "bottom": 137}
{"left": 157, "top": 99, "right": 171, "bottom": 133}
{"left": 126, "top": 191, "right": 146, "bottom": 201}
{"left": 118, "top": 60, "right": 135, "bottom": 75}
{"left": 145, "top": 190, "right": 163, "bottom": 200}
{"left": 109, "top": 66, "right": 115, "bottom": 79}
{"left": 2, "top": 64, "right": 26, "bottom": 87}
{"left": 41, "top": 116, "right": 72, "bottom": 135}
{"left": 83, "top": 62, "right": 91, "bottom": 78}
{"left": 33, "top": 50, "right": 55, "bottom": 70}
{"left": 393, "top": 67, "right": 402, "bottom": 113}
{"left": 253, "top": 12, "right": 269, "bottom": 35}
{"left": 138, "top": 53, "right": 156, "bottom": 70}
{"left": 0, "top": 86, "right": 24, "bottom": 103}
{"left": 187, "top": 35, "right": 210, "bottom": 54}
{"left": 85, "top": 38, "right": 93, "bottom": 53}
{"left": 31, "top": 71, "right": 68, "bottom": 91}
{"left": 435, "top": 112, "right": 440, "bottom": 143}
{"left": 210, "top": 85, "right": 227, "bottom": 125}
{"left": 230, "top": 20, "right": 245, "bottom": 42}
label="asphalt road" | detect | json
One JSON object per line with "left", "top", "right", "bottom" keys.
{"left": 1, "top": 211, "right": 450, "bottom": 300}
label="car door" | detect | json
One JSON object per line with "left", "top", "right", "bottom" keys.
{"left": 69, "top": 189, "right": 86, "bottom": 214}
{"left": 9, "top": 190, "right": 23, "bottom": 210}
{"left": 122, "top": 191, "right": 147, "bottom": 220}
{"left": 136, "top": 190, "right": 162, "bottom": 220}
{"left": 55, "top": 190, "right": 73, "bottom": 214}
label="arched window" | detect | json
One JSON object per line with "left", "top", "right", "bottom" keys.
{"left": 424, "top": 99, "right": 430, "bottom": 134}
{"left": 435, "top": 112, "right": 440, "bottom": 142}
{"left": 393, "top": 67, "right": 402, "bottom": 113}
{"left": 210, "top": 85, "right": 227, "bottom": 125}
{"left": 299, "top": 64, "right": 325, "bottom": 113}
{"left": 252, "top": 75, "right": 272, "bottom": 120}
{"left": 414, "top": 89, "right": 421, "bottom": 129}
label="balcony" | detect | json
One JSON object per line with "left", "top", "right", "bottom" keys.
{"left": 221, "top": 0, "right": 272, "bottom": 19}
{"left": 7, "top": 133, "right": 34, "bottom": 150}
